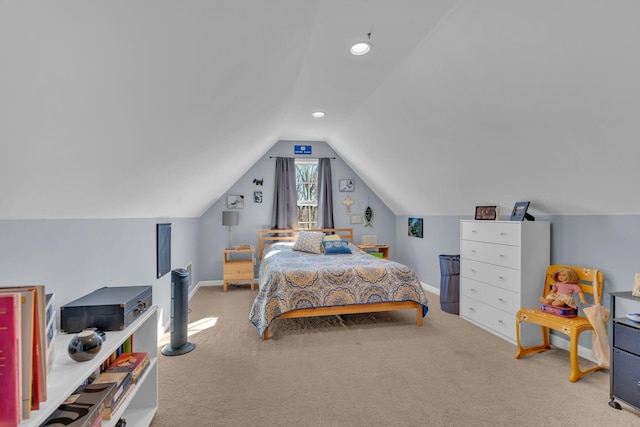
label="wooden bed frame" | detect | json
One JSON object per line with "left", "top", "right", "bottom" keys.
{"left": 258, "top": 228, "right": 353, "bottom": 260}
{"left": 257, "top": 228, "right": 424, "bottom": 340}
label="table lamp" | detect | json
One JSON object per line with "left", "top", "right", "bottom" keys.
{"left": 222, "top": 211, "right": 239, "bottom": 249}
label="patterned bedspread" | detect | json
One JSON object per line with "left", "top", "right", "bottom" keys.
{"left": 249, "top": 242, "right": 429, "bottom": 336}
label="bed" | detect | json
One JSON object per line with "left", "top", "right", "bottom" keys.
{"left": 249, "top": 228, "right": 429, "bottom": 340}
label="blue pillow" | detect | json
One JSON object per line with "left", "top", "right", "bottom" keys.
{"left": 322, "top": 240, "right": 352, "bottom": 254}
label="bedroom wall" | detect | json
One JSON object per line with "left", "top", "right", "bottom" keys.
{"left": 0, "top": 217, "right": 200, "bottom": 330}
{"left": 394, "top": 213, "right": 640, "bottom": 348}
{"left": 197, "top": 140, "right": 396, "bottom": 282}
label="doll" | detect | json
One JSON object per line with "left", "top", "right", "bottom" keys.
{"left": 540, "top": 267, "right": 587, "bottom": 308}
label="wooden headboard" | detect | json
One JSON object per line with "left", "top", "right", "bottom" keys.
{"left": 258, "top": 228, "right": 353, "bottom": 260}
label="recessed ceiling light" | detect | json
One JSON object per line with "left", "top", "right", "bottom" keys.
{"left": 312, "top": 111, "right": 325, "bottom": 118}
{"left": 350, "top": 32, "right": 373, "bottom": 56}
{"left": 350, "top": 41, "right": 372, "bottom": 56}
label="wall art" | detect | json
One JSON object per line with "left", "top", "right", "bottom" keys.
{"left": 408, "top": 218, "right": 423, "bottom": 238}
{"left": 339, "top": 179, "right": 354, "bottom": 192}
{"left": 227, "top": 195, "right": 244, "bottom": 209}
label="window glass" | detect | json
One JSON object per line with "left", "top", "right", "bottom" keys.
{"left": 295, "top": 159, "right": 318, "bottom": 229}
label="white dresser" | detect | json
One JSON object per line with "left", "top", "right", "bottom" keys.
{"left": 459, "top": 220, "right": 550, "bottom": 345}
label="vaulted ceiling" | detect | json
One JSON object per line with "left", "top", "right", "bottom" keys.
{"left": 2, "top": 1, "right": 639, "bottom": 220}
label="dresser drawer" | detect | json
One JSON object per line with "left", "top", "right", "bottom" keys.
{"left": 614, "top": 322, "right": 640, "bottom": 355}
{"left": 224, "top": 260, "right": 253, "bottom": 277}
{"left": 461, "top": 221, "right": 521, "bottom": 246}
{"left": 461, "top": 278, "right": 520, "bottom": 315}
{"left": 460, "top": 298, "right": 516, "bottom": 341}
{"left": 460, "top": 259, "right": 520, "bottom": 291}
{"left": 461, "top": 240, "right": 521, "bottom": 269}
{"left": 612, "top": 348, "right": 640, "bottom": 406}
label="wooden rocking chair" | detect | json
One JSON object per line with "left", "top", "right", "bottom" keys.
{"left": 515, "top": 265, "right": 604, "bottom": 382}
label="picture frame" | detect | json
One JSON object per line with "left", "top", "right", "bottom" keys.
{"left": 156, "top": 223, "right": 171, "bottom": 279}
{"left": 510, "top": 201, "right": 534, "bottom": 221}
{"left": 351, "top": 215, "right": 362, "bottom": 224}
{"left": 408, "top": 217, "right": 423, "bottom": 238}
{"left": 227, "top": 195, "right": 244, "bottom": 209}
{"left": 475, "top": 205, "right": 498, "bottom": 221}
{"left": 253, "top": 191, "right": 262, "bottom": 203}
{"left": 339, "top": 179, "right": 354, "bottom": 192}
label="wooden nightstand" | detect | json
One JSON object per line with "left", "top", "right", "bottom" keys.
{"left": 356, "top": 244, "right": 390, "bottom": 259}
{"left": 223, "top": 246, "right": 255, "bottom": 292}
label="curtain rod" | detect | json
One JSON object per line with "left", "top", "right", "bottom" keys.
{"left": 269, "top": 156, "right": 335, "bottom": 159}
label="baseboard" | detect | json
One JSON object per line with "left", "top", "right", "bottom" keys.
{"left": 188, "top": 280, "right": 599, "bottom": 364}
{"left": 418, "top": 281, "right": 599, "bottom": 364}
{"left": 549, "top": 334, "right": 599, "bottom": 364}
{"left": 421, "top": 282, "right": 439, "bottom": 295}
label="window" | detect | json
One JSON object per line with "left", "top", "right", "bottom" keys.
{"left": 295, "top": 159, "right": 318, "bottom": 229}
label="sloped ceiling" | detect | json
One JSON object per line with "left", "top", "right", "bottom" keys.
{"left": 1, "top": 1, "right": 639, "bottom": 219}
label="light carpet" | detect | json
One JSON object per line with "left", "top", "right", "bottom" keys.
{"left": 151, "top": 286, "right": 640, "bottom": 427}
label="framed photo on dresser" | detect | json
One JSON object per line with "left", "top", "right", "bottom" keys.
{"left": 475, "top": 206, "right": 498, "bottom": 220}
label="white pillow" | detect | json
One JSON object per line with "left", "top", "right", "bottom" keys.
{"left": 292, "top": 231, "right": 325, "bottom": 254}
{"left": 323, "top": 234, "right": 342, "bottom": 241}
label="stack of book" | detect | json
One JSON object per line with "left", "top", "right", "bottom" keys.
{"left": 41, "top": 381, "right": 117, "bottom": 427}
{"left": 0, "top": 285, "right": 48, "bottom": 425}
{"left": 91, "top": 371, "right": 133, "bottom": 420}
{"left": 106, "top": 352, "right": 150, "bottom": 384}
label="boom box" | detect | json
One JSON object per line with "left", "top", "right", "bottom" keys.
{"left": 61, "top": 286, "right": 152, "bottom": 333}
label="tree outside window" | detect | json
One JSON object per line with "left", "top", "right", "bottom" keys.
{"left": 295, "top": 159, "right": 318, "bottom": 229}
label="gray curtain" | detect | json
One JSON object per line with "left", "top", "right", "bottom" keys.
{"left": 317, "top": 157, "right": 334, "bottom": 229}
{"left": 271, "top": 157, "right": 297, "bottom": 229}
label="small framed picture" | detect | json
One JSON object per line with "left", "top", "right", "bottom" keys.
{"left": 351, "top": 215, "right": 362, "bottom": 224}
{"left": 339, "top": 179, "right": 354, "bottom": 192}
{"left": 475, "top": 206, "right": 498, "bottom": 221}
{"left": 253, "top": 191, "right": 262, "bottom": 203}
{"left": 510, "top": 201, "right": 532, "bottom": 221}
{"left": 408, "top": 217, "right": 423, "bottom": 238}
{"left": 227, "top": 195, "right": 244, "bottom": 209}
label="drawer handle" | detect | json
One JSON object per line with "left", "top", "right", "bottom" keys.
{"left": 471, "top": 249, "right": 477, "bottom": 253}
{"left": 470, "top": 288, "right": 477, "bottom": 293}
{"left": 469, "top": 307, "right": 476, "bottom": 312}
{"left": 470, "top": 268, "right": 477, "bottom": 272}
{"left": 497, "top": 298, "right": 505, "bottom": 303}
{"left": 498, "top": 276, "right": 505, "bottom": 280}
{"left": 472, "top": 230, "right": 478, "bottom": 233}
{"left": 497, "top": 320, "right": 504, "bottom": 324}
{"left": 500, "top": 232, "right": 506, "bottom": 235}
{"left": 499, "top": 254, "right": 506, "bottom": 258}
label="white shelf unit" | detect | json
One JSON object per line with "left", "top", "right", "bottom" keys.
{"left": 459, "top": 220, "right": 550, "bottom": 345}
{"left": 20, "top": 305, "right": 159, "bottom": 427}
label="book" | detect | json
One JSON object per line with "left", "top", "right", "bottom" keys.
{"left": 0, "top": 293, "right": 21, "bottom": 427}
{"left": 1, "top": 285, "right": 47, "bottom": 408}
{"left": 92, "top": 371, "right": 133, "bottom": 420}
{"left": 41, "top": 382, "right": 117, "bottom": 427}
{"left": 0, "top": 288, "right": 34, "bottom": 420}
{"left": 107, "top": 351, "right": 150, "bottom": 383}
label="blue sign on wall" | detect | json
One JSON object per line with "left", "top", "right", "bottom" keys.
{"left": 294, "top": 145, "right": 312, "bottom": 155}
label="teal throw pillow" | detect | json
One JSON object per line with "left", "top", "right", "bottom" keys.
{"left": 322, "top": 240, "right": 352, "bottom": 254}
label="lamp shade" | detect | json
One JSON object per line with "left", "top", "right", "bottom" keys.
{"left": 222, "top": 211, "right": 239, "bottom": 226}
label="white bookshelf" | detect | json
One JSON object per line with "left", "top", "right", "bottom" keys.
{"left": 20, "top": 305, "right": 159, "bottom": 427}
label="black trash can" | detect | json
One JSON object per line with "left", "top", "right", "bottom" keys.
{"left": 439, "top": 254, "right": 460, "bottom": 315}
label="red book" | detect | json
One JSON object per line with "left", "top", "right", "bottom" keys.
{"left": 0, "top": 293, "right": 21, "bottom": 427}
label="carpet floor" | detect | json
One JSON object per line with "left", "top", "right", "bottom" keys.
{"left": 150, "top": 285, "right": 640, "bottom": 427}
